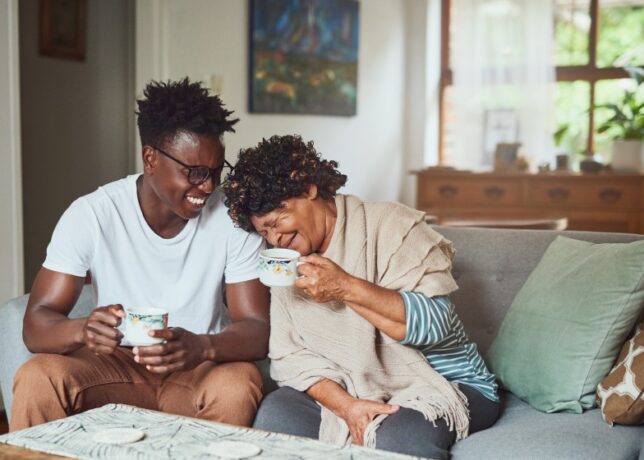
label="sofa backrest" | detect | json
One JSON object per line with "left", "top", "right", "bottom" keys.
{"left": 433, "top": 226, "right": 644, "bottom": 358}
{"left": 2, "top": 227, "right": 643, "bottom": 417}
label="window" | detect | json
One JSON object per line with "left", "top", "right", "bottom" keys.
{"left": 440, "top": 0, "right": 644, "bottom": 163}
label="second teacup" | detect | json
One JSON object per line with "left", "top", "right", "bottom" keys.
{"left": 258, "top": 248, "right": 301, "bottom": 287}
{"left": 124, "top": 307, "right": 168, "bottom": 346}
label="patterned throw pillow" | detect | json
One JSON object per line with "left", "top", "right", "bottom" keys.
{"left": 596, "top": 321, "right": 644, "bottom": 426}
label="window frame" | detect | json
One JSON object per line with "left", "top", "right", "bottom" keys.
{"left": 439, "top": 0, "right": 633, "bottom": 163}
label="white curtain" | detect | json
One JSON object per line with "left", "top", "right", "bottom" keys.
{"left": 447, "top": 0, "right": 556, "bottom": 170}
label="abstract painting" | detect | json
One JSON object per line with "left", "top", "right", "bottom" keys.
{"left": 249, "top": 0, "right": 359, "bottom": 116}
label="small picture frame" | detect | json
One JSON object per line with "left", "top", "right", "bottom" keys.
{"left": 494, "top": 142, "right": 522, "bottom": 171}
{"left": 483, "top": 109, "right": 519, "bottom": 166}
{"left": 39, "top": 0, "right": 87, "bottom": 61}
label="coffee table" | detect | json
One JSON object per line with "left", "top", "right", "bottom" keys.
{"left": 0, "top": 404, "right": 421, "bottom": 459}
{"left": 0, "top": 443, "right": 68, "bottom": 459}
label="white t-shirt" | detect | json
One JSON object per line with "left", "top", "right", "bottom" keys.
{"left": 43, "top": 174, "right": 264, "bottom": 335}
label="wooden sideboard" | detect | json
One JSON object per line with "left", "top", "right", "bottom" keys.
{"left": 414, "top": 170, "right": 644, "bottom": 234}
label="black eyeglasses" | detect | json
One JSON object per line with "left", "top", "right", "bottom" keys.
{"left": 152, "top": 145, "right": 234, "bottom": 186}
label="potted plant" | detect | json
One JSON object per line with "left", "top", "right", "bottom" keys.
{"left": 595, "top": 66, "right": 644, "bottom": 172}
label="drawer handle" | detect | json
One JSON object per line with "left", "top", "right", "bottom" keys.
{"left": 438, "top": 184, "right": 458, "bottom": 198}
{"left": 484, "top": 186, "right": 505, "bottom": 200}
{"left": 547, "top": 187, "right": 570, "bottom": 202}
{"left": 599, "top": 188, "right": 622, "bottom": 203}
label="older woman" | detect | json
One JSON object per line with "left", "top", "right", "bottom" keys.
{"left": 223, "top": 135, "right": 499, "bottom": 459}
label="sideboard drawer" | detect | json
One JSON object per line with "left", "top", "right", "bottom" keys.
{"left": 418, "top": 179, "right": 522, "bottom": 207}
{"left": 529, "top": 180, "right": 639, "bottom": 210}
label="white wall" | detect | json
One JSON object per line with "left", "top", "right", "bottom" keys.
{"left": 20, "top": 0, "right": 134, "bottom": 289}
{"left": 136, "top": 0, "right": 409, "bottom": 203}
{"left": 401, "top": 0, "right": 429, "bottom": 207}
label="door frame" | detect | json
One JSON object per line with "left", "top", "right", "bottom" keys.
{"left": 0, "top": 0, "right": 24, "bottom": 302}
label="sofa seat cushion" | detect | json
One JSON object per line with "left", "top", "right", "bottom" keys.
{"left": 451, "top": 392, "right": 644, "bottom": 460}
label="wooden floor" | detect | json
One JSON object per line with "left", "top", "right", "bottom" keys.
{"left": 0, "top": 410, "right": 7, "bottom": 435}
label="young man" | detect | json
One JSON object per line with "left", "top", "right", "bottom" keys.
{"left": 11, "top": 78, "right": 270, "bottom": 431}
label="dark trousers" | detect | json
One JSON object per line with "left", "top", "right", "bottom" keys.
{"left": 253, "top": 384, "right": 500, "bottom": 460}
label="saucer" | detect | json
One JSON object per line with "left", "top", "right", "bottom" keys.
{"left": 92, "top": 428, "right": 145, "bottom": 445}
{"left": 207, "top": 440, "right": 262, "bottom": 458}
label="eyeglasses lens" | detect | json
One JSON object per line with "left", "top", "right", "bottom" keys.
{"left": 188, "top": 167, "right": 211, "bottom": 186}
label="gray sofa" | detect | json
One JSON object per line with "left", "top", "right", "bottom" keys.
{"left": 1, "top": 226, "right": 643, "bottom": 459}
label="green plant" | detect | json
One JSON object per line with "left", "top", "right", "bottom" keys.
{"left": 595, "top": 67, "right": 644, "bottom": 141}
{"left": 553, "top": 122, "right": 587, "bottom": 156}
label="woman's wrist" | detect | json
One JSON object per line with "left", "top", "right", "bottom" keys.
{"left": 308, "top": 379, "right": 356, "bottom": 418}
{"left": 339, "top": 274, "right": 362, "bottom": 304}
{"left": 332, "top": 393, "right": 357, "bottom": 419}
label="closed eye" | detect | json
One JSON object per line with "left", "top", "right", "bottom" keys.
{"left": 275, "top": 212, "right": 288, "bottom": 226}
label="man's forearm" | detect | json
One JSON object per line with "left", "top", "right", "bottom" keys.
{"left": 23, "top": 307, "right": 85, "bottom": 354}
{"left": 201, "top": 318, "right": 269, "bottom": 362}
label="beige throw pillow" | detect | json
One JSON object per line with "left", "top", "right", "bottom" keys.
{"left": 596, "top": 321, "right": 644, "bottom": 426}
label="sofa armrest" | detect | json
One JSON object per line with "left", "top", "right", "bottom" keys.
{"left": 0, "top": 286, "right": 94, "bottom": 419}
{"left": 0, "top": 292, "right": 32, "bottom": 418}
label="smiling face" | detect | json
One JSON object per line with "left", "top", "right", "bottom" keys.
{"left": 250, "top": 186, "right": 335, "bottom": 256}
{"left": 143, "top": 131, "right": 225, "bottom": 222}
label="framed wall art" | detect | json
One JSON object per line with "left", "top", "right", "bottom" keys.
{"left": 39, "top": 0, "right": 87, "bottom": 61}
{"left": 249, "top": 0, "right": 359, "bottom": 116}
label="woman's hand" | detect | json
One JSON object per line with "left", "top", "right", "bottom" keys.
{"left": 297, "top": 254, "right": 408, "bottom": 340}
{"left": 339, "top": 398, "right": 400, "bottom": 445}
{"left": 82, "top": 305, "right": 125, "bottom": 355}
{"left": 132, "top": 327, "right": 210, "bottom": 373}
{"left": 295, "top": 254, "right": 354, "bottom": 303}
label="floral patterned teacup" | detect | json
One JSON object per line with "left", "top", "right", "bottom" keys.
{"left": 258, "top": 248, "right": 301, "bottom": 287}
{"left": 124, "top": 307, "right": 168, "bottom": 346}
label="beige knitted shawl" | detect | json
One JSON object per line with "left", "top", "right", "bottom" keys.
{"left": 269, "top": 194, "right": 470, "bottom": 447}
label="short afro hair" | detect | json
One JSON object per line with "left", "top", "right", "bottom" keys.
{"left": 223, "top": 134, "right": 347, "bottom": 232}
{"left": 136, "top": 77, "right": 238, "bottom": 147}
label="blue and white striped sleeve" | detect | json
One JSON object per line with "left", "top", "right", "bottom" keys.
{"left": 399, "top": 291, "right": 453, "bottom": 346}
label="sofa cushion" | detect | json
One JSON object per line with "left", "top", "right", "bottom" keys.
{"left": 488, "top": 236, "right": 644, "bottom": 413}
{"left": 432, "top": 226, "right": 643, "bottom": 358}
{"left": 597, "top": 321, "right": 644, "bottom": 426}
{"left": 451, "top": 392, "right": 644, "bottom": 460}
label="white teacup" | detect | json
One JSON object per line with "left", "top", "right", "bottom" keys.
{"left": 258, "top": 248, "right": 301, "bottom": 287}
{"left": 124, "top": 307, "right": 168, "bottom": 346}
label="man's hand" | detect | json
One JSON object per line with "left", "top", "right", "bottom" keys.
{"left": 82, "top": 305, "right": 125, "bottom": 355}
{"left": 339, "top": 399, "right": 400, "bottom": 446}
{"left": 296, "top": 255, "right": 354, "bottom": 303}
{"left": 132, "top": 327, "right": 210, "bottom": 373}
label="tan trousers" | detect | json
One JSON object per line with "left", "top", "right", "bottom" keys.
{"left": 10, "top": 346, "right": 263, "bottom": 432}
